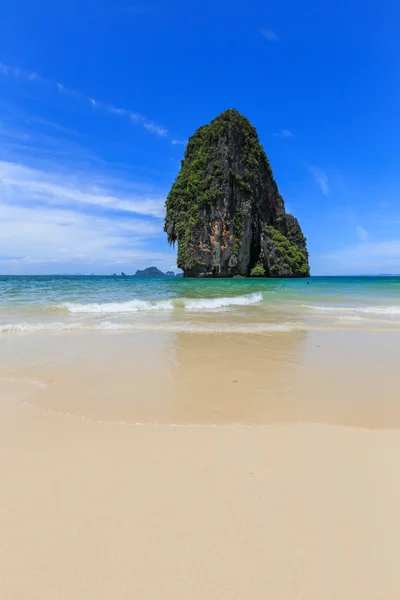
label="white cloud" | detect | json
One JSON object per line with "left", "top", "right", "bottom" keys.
{"left": 172, "top": 139, "right": 187, "bottom": 146}
{"left": 260, "top": 28, "right": 280, "bottom": 42}
{"left": 274, "top": 129, "right": 293, "bottom": 138}
{"left": 322, "top": 240, "right": 400, "bottom": 274}
{"left": 0, "top": 159, "right": 177, "bottom": 274}
{"left": 356, "top": 225, "right": 369, "bottom": 242}
{"left": 0, "top": 63, "right": 42, "bottom": 81}
{"left": 0, "top": 62, "right": 168, "bottom": 137}
{"left": 138, "top": 119, "right": 168, "bottom": 137}
{"left": 0, "top": 202, "right": 174, "bottom": 271}
{"left": 309, "top": 166, "right": 329, "bottom": 195}
{"left": 0, "top": 161, "right": 166, "bottom": 218}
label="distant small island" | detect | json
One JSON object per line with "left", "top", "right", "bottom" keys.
{"left": 134, "top": 266, "right": 168, "bottom": 277}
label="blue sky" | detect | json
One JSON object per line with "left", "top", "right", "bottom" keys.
{"left": 0, "top": 0, "right": 398, "bottom": 275}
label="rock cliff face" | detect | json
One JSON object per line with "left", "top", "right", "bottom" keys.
{"left": 164, "top": 109, "right": 309, "bottom": 278}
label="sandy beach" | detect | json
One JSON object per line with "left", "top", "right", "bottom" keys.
{"left": 1, "top": 329, "right": 400, "bottom": 599}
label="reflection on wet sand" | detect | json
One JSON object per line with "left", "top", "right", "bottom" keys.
{"left": 1, "top": 328, "right": 400, "bottom": 428}
{"left": 0, "top": 330, "right": 306, "bottom": 425}
{"left": 168, "top": 331, "right": 308, "bottom": 424}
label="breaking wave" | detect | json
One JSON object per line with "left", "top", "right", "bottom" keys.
{"left": 0, "top": 320, "right": 300, "bottom": 335}
{"left": 59, "top": 299, "right": 174, "bottom": 314}
{"left": 303, "top": 304, "right": 400, "bottom": 316}
{"left": 0, "top": 322, "right": 80, "bottom": 333}
{"left": 58, "top": 292, "right": 263, "bottom": 314}
{"left": 183, "top": 292, "right": 263, "bottom": 310}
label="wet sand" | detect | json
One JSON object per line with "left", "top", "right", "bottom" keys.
{"left": 1, "top": 329, "right": 400, "bottom": 598}
{"left": 2, "top": 329, "right": 400, "bottom": 427}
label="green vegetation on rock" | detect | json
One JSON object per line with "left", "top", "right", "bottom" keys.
{"left": 261, "top": 225, "right": 310, "bottom": 278}
{"left": 250, "top": 263, "right": 266, "bottom": 277}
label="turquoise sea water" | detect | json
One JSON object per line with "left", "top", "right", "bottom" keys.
{"left": 1, "top": 275, "right": 400, "bottom": 334}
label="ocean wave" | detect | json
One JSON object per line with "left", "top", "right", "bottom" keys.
{"left": 59, "top": 299, "right": 174, "bottom": 314}
{"left": 97, "top": 321, "right": 129, "bottom": 330}
{"left": 58, "top": 292, "right": 263, "bottom": 314}
{"left": 336, "top": 316, "right": 364, "bottom": 321}
{"left": 183, "top": 292, "right": 263, "bottom": 310}
{"left": 151, "top": 321, "right": 299, "bottom": 333}
{"left": 0, "top": 320, "right": 300, "bottom": 335}
{"left": 303, "top": 304, "right": 400, "bottom": 315}
{"left": 0, "top": 322, "right": 79, "bottom": 333}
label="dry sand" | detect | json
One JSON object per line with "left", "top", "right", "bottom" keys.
{"left": 1, "top": 330, "right": 400, "bottom": 599}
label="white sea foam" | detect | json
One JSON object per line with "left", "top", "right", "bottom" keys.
{"left": 58, "top": 293, "right": 263, "bottom": 314}
{"left": 60, "top": 299, "right": 174, "bottom": 314}
{"left": 336, "top": 316, "right": 364, "bottom": 322}
{"left": 0, "top": 322, "right": 79, "bottom": 333}
{"left": 138, "top": 321, "right": 299, "bottom": 333}
{"left": 183, "top": 292, "right": 263, "bottom": 310}
{"left": 0, "top": 320, "right": 300, "bottom": 335}
{"left": 97, "top": 321, "right": 129, "bottom": 330}
{"left": 303, "top": 304, "right": 400, "bottom": 316}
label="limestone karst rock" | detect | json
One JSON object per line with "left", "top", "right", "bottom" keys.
{"left": 165, "top": 109, "right": 309, "bottom": 278}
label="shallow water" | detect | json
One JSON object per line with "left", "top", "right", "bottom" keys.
{"left": 1, "top": 275, "right": 400, "bottom": 426}
{"left": 1, "top": 275, "right": 400, "bottom": 334}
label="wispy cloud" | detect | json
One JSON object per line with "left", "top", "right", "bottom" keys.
{"left": 356, "top": 225, "right": 369, "bottom": 242}
{"left": 171, "top": 139, "right": 187, "bottom": 146}
{"left": 260, "top": 28, "right": 280, "bottom": 42}
{"left": 309, "top": 166, "right": 329, "bottom": 196}
{"left": 0, "top": 62, "right": 168, "bottom": 137}
{"left": 273, "top": 129, "right": 293, "bottom": 138}
{"left": 0, "top": 159, "right": 178, "bottom": 274}
{"left": 0, "top": 115, "right": 105, "bottom": 167}
{"left": 322, "top": 240, "right": 400, "bottom": 275}
{"left": 0, "top": 161, "right": 166, "bottom": 218}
